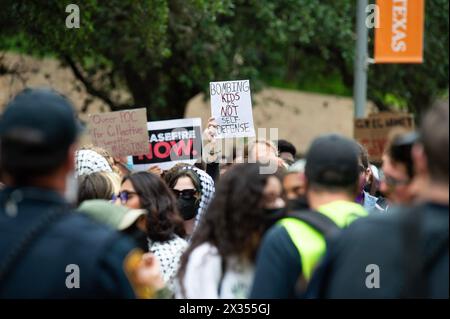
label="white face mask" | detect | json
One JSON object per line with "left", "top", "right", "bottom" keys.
{"left": 64, "top": 171, "right": 78, "bottom": 205}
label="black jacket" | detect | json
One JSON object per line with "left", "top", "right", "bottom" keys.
{"left": 306, "top": 202, "right": 449, "bottom": 299}
{"left": 0, "top": 187, "right": 137, "bottom": 298}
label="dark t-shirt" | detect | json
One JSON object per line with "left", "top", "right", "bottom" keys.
{"left": 250, "top": 225, "right": 302, "bottom": 299}
{"left": 306, "top": 202, "right": 449, "bottom": 299}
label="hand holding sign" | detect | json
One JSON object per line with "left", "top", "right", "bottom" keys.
{"left": 210, "top": 80, "right": 256, "bottom": 139}
{"left": 203, "top": 117, "right": 218, "bottom": 143}
{"left": 202, "top": 117, "right": 220, "bottom": 163}
{"left": 147, "top": 165, "right": 163, "bottom": 177}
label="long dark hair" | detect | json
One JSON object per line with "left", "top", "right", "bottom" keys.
{"left": 122, "top": 171, "right": 186, "bottom": 242}
{"left": 178, "top": 163, "right": 276, "bottom": 292}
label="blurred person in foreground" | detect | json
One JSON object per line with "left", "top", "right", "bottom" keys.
{"left": 0, "top": 88, "right": 163, "bottom": 298}
{"left": 306, "top": 101, "right": 449, "bottom": 298}
{"left": 78, "top": 199, "right": 148, "bottom": 252}
{"left": 250, "top": 134, "right": 368, "bottom": 299}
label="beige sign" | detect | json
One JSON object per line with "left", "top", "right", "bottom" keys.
{"left": 354, "top": 112, "right": 415, "bottom": 163}
{"left": 88, "top": 108, "right": 149, "bottom": 157}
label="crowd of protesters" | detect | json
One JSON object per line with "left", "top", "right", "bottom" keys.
{"left": 0, "top": 87, "right": 447, "bottom": 299}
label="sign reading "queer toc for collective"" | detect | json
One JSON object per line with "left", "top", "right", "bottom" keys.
{"left": 88, "top": 108, "right": 149, "bottom": 157}
{"left": 210, "top": 80, "right": 256, "bottom": 139}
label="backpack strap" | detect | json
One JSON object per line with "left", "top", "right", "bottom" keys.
{"left": 288, "top": 210, "right": 340, "bottom": 238}
{"left": 279, "top": 210, "right": 341, "bottom": 282}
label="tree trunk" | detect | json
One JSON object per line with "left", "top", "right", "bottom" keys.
{"left": 123, "top": 64, "right": 197, "bottom": 121}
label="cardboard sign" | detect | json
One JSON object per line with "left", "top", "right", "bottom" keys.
{"left": 354, "top": 112, "right": 415, "bottom": 163}
{"left": 88, "top": 108, "right": 149, "bottom": 157}
{"left": 210, "top": 80, "right": 256, "bottom": 138}
{"left": 132, "top": 118, "right": 202, "bottom": 171}
{"left": 375, "top": 0, "right": 425, "bottom": 63}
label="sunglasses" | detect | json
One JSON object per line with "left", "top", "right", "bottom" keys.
{"left": 112, "top": 191, "right": 138, "bottom": 203}
{"left": 381, "top": 174, "right": 410, "bottom": 187}
{"left": 172, "top": 189, "right": 197, "bottom": 199}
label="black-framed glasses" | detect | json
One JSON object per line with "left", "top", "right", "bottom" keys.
{"left": 112, "top": 191, "right": 138, "bottom": 203}
{"left": 172, "top": 189, "right": 197, "bottom": 199}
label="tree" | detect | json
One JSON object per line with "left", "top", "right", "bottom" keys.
{"left": 0, "top": 0, "right": 448, "bottom": 120}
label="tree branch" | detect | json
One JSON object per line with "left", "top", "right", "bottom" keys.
{"left": 63, "top": 55, "right": 128, "bottom": 111}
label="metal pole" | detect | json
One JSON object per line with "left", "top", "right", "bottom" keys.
{"left": 354, "top": 0, "right": 369, "bottom": 119}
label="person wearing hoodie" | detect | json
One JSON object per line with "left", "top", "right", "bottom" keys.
{"left": 164, "top": 164, "right": 216, "bottom": 238}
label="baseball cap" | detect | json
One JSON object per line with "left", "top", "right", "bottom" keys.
{"left": 0, "top": 88, "right": 82, "bottom": 152}
{"left": 78, "top": 199, "right": 147, "bottom": 231}
{"left": 305, "top": 134, "right": 359, "bottom": 187}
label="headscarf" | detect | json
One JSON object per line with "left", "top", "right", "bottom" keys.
{"left": 75, "top": 149, "right": 112, "bottom": 177}
{"left": 181, "top": 166, "right": 215, "bottom": 229}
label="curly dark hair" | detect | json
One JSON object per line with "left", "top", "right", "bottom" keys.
{"left": 178, "top": 163, "right": 278, "bottom": 294}
{"left": 122, "top": 171, "right": 186, "bottom": 242}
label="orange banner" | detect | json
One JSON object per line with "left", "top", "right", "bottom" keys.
{"left": 375, "top": 0, "right": 425, "bottom": 63}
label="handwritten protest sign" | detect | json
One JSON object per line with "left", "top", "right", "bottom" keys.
{"left": 88, "top": 108, "right": 149, "bottom": 157}
{"left": 132, "top": 118, "right": 202, "bottom": 171}
{"left": 354, "top": 112, "right": 415, "bottom": 163}
{"left": 210, "top": 80, "right": 256, "bottom": 138}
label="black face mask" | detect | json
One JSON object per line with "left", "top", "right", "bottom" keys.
{"left": 178, "top": 197, "right": 199, "bottom": 220}
{"left": 263, "top": 207, "right": 286, "bottom": 231}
